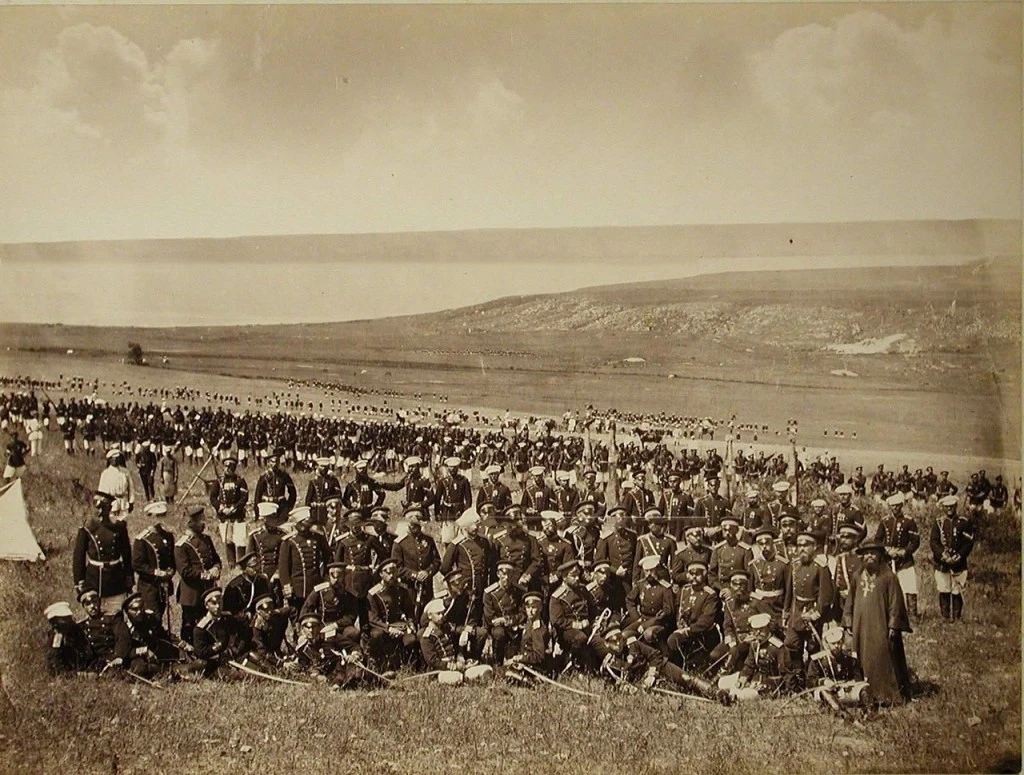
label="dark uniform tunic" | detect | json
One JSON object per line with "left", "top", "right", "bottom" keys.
{"left": 305, "top": 472, "right": 342, "bottom": 527}
{"left": 73, "top": 519, "right": 134, "bottom": 599}
{"left": 874, "top": 514, "right": 921, "bottom": 572}
{"left": 667, "top": 583, "right": 720, "bottom": 659}
{"left": 79, "top": 613, "right": 118, "bottom": 668}
{"left": 709, "top": 540, "right": 751, "bottom": 590}
{"left": 174, "top": 531, "right": 221, "bottom": 642}
{"left": 597, "top": 528, "right": 638, "bottom": 596}
{"left": 132, "top": 524, "right": 175, "bottom": 619}
{"left": 491, "top": 529, "right": 544, "bottom": 590}
{"left": 482, "top": 581, "right": 525, "bottom": 662}
{"left": 658, "top": 488, "right": 694, "bottom": 540}
{"left": 279, "top": 531, "right": 331, "bottom": 607}
{"left": 624, "top": 577, "right": 674, "bottom": 641}
{"left": 247, "top": 525, "right": 287, "bottom": 580}
{"left": 210, "top": 472, "right": 249, "bottom": 523}
{"left": 419, "top": 623, "right": 459, "bottom": 670}
{"left": 538, "top": 533, "right": 575, "bottom": 589}
{"left": 391, "top": 532, "right": 441, "bottom": 617}
{"left": 253, "top": 469, "right": 297, "bottom": 521}
{"left": 748, "top": 556, "right": 788, "bottom": 614}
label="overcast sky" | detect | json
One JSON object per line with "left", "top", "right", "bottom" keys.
{"left": 0, "top": 3, "right": 1020, "bottom": 325}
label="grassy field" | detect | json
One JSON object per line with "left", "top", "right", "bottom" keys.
{"left": 0, "top": 432, "right": 1019, "bottom": 774}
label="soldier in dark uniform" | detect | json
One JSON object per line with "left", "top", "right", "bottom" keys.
{"left": 305, "top": 456, "right": 342, "bottom": 532}
{"left": 737, "top": 489, "right": 767, "bottom": 542}
{"left": 44, "top": 601, "right": 92, "bottom": 675}
{"left": 247, "top": 594, "right": 291, "bottom": 669}
{"left": 299, "top": 562, "right": 362, "bottom": 651}
{"left": 440, "top": 511, "right": 495, "bottom": 635}
{"left": 658, "top": 470, "right": 693, "bottom": 542}
{"left": 252, "top": 450, "right": 296, "bottom": 522}
{"left": 670, "top": 526, "right": 713, "bottom": 586}
{"left": 693, "top": 474, "right": 729, "bottom": 540}
{"left": 399, "top": 456, "right": 435, "bottom": 518}
{"left": 192, "top": 587, "right": 253, "bottom": 677}
{"left": 586, "top": 562, "right": 627, "bottom": 622}
{"left": 490, "top": 511, "right": 544, "bottom": 593}
{"left": 709, "top": 517, "right": 750, "bottom": 596}
{"left": 223, "top": 552, "right": 272, "bottom": 618}
{"left": 783, "top": 531, "right": 834, "bottom": 680}
{"left": 666, "top": 560, "right": 720, "bottom": 669}
{"left": 619, "top": 472, "right": 657, "bottom": 523}
{"left": 520, "top": 466, "right": 555, "bottom": 530}
{"left": 73, "top": 491, "right": 134, "bottom": 615}
{"left": 828, "top": 522, "right": 864, "bottom": 621}
{"left": 577, "top": 469, "right": 607, "bottom": 518}
{"left": 553, "top": 472, "right": 581, "bottom": 519}
{"left": 707, "top": 570, "right": 776, "bottom": 676}
{"left": 828, "top": 485, "right": 865, "bottom": 551}
{"left": 136, "top": 440, "right": 157, "bottom": 500}
{"left": 279, "top": 507, "right": 331, "bottom": 615}
{"left": 631, "top": 511, "right": 675, "bottom": 584}
{"left": 174, "top": 508, "right": 222, "bottom": 644}
{"left": 434, "top": 457, "right": 474, "bottom": 545}
{"left": 368, "top": 507, "right": 396, "bottom": 558}
{"left": 477, "top": 465, "right": 514, "bottom": 515}
{"left": 874, "top": 493, "right": 921, "bottom": 618}
{"left": 623, "top": 556, "right": 674, "bottom": 651}
{"left": 989, "top": 476, "right": 1009, "bottom": 512}
{"left": 596, "top": 506, "right": 638, "bottom": 601}
{"left": 930, "top": 495, "right": 975, "bottom": 622}
{"left": 132, "top": 501, "right": 176, "bottom": 626}
{"left": 548, "top": 560, "right": 608, "bottom": 672}
{"left": 391, "top": 509, "right": 441, "bottom": 620}
{"left": 334, "top": 510, "right": 386, "bottom": 627}
{"left": 246, "top": 502, "right": 289, "bottom": 604}
{"left": 766, "top": 480, "right": 798, "bottom": 531}
{"left": 566, "top": 501, "right": 602, "bottom": 572}
{"left": 481, "top": 562, "right": 526, "bottom": 664}
{"left": 366, "top": 558, "right": 418, "bottom": 668}
{"left": 537, "top": 511, "right": 574, "bottom": 598}
{"left": 850, "top": 466, "right": 867, "bottom": 496}
{"left": 75, "top": 589, "right": 118, "bottom": 671}
{"left": 506, "top": 592, "right": 551, "bottom": 679}
{"left": 935, "top": 471, "right": 958, "bottom": 499}
{"left": 419, "top": 598, "right": 461, "bottom": 672}
{"left": 112, "top": 593, "right": 187, "bottom": 678}
{"left": 806, "top": 499, "right": 831, "bottom": 552}
{"left": 748, "top": 527, "right": 787, "bottom": 616}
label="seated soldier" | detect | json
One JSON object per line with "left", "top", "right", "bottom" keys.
{"left": 112, "top": 593, "right": 189, "bottom": 679}
{"left": 44, "top": 602, "right": 91, "bottom": 675}
{"left": 506, "top": 592, "right": 551, "bottom": 683}
{"left": 735, "top": 612, "right": 792, "bottom": 695}
{"left": 622, "top": 556, "right": 674, "bottom": 652}
{"left": 666, "top": 560, "right": 720, "bottom": 670}
{"left": 707, "top": 570, "right": 776, "bottom": 676}
{"left": 192, "top": 588, "right": 253, "bottom": 677}
{"left": 248, "top": 593, "right": 292, "bottom": 669}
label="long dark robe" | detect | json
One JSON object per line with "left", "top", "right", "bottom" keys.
{"left": 843, "top": 565, "right": 912, "bottom": 704}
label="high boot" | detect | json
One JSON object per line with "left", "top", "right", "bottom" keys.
{"left": 905, "top": 594, "right": 918, "bottom": 619}
{"left": 951, "top": 594, "right": 964, "bottom": 622}
{"left": 938, "top": 592, "right": 951, "bottom": 622}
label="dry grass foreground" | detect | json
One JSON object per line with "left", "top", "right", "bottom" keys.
{"left": 0, "top": 439, "right": 1019, "bottom": 775}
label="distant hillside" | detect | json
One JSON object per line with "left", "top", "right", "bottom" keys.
{"left": 3, "top": 218, "right": 1018, "bottom": 265}
{"left": 418, "top": 257, "right": 1021, "bottom": 350}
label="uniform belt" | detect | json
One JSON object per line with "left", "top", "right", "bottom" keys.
{"left": 87, "top": 557, "right": 122, "bottom": 567}
{"left": 795, "top": 595, "right": 816, "bottom": 603}
{"left": 346, "top": 564, "right": 373, "bottom": 571}
{"left": 754, "top": 589, "right": 783, "bottom": 598}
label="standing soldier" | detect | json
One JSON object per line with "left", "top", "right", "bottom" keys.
{"left": 669, "top": 525, "right": 713, "bottom": 586}
{"left": 440, "top": 510, "right": 495, "bottom": 641}
{"left": 222, "top": 552, "right": 272, "bottom": 618}
{"left": 174, "top": 508, "right": 222, "bottom": 644}
{"left": 520, "top": 465, "right": 555, "bottom": 530}
{"left": 279, "top": 507, "right": 331, "bottom": 615}
{"left": 782, "top": 531, "right": 834, "bottom": 678}
{"left": 829, "top": 485, "right": 865, "bottom": 547}
{"left": 537, "top": 511, "right": 575, "bottom": 598}
{"left": 98, "top": 449, "right": 135, "bottom": 519}
{"left": 874, "top": 493, "right": 921, "bottom": 618}
{"left": 596, "top": 506, "right": 638, "bottom": 600}
{"left": 434, "top": 457, "right": 474, "bottom": 549}
{"left": 632, "top": 510, "right": 676, "bottom": 583}
{"left": 209, "top": 457, "right": 250, "bottom": 568}
{"left": 658, "top": 470, "right": 694, "bottom": 542}
{"left": 666, "top": 560, "right": 720, "bottom": 670}
{"left": 305, "top": 457, "right": 343, "bottom": 533}
{"left": 343, "top": 459, "right": 399, "bottom": 518}
{"left": 155, "top": 445, "right": 178, "bottom": 505}
{"left": 577, "top": 468, "right": 607, "bottom": 517}
{"left": 828, "top": 523, "right": 864, "bottom": 620}
{"left": 76, "top": 589, "right": 119, "bottom": 671}
{"left": 391, "top": 508, "right": 441, "bottom": 621}
{"left": 136, "top": 440, "right": 157, "bottom": 500}
{"left": 567, "top": 501, "right": 602, "bottom": 572}
{"left": 619, "top": 471, "right": 657, "bottom": 522}
{"left": 400, "top": 456, "right": 436, "bottom": 518}
{"left": 930, "top": 495, "right": 975, "bottom": 622}
{"left": 737, "top": 489, "right": 767, "bottom": 543}
{"left": 747, "top": 527, "right": 788, "bottom": 616}
{"left": 708, "top": 517, "right": 750, "bottom": 597}
{"left": 73, "top": 491, "right": 134, "bottom": 616}
{"left": 766, "top": 481, "right": 797, "bottom": 531}
{"left": 247, "top": 502, "right": 289, "bottom": 604}
{"left": 334, "top": 510, "right": 387, "bottom": 628}
{"left": 477, "top": 465, "right": 514, "bottom": 515}
{"left": 253, "top": 450, "right": 297, "bottom": 522}
{"left": 553, "top": 472, "right": 581, "bottom": 519}
{"left": 132, "top": 501, "right": 176, "bottom": 626}
{"left": 693, "top": 474, "right": 730, "bottom": 540}
{"left": 491, "top": 510, "right": 544, "bottom": 593}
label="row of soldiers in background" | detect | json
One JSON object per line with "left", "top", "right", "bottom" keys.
{"left": 59, "top": 475, "right": 974, "bottom": 704}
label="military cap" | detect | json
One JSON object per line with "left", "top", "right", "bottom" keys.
{"left": 720, "top": 516, "right": 740, "bottom": 528}
{"left": 44, "top": 602, "right": 74, "bottom": 620}
{"left": 106, "top": 448, "right": 123, "bottom": 460}
{"left": 667, "top": 470, "right": 684, "bottom": 479}
{"left": 298, "top": 613, "right": 321, "bottom": 626}
{"left": 201, "top": 587, "right": 223, "bottom": 604}
{"left": 326, "top": 561, "right": 346, "bottom": 571}
{"left": 354, "top": 459, "right": 369, "bottom": 470}
{"left": 810, "top": 499, "right": 827, "bottom": 508}
{"left": 855, "top": 541, "right": 887, "bottom": 556}
{"left": 745, "top": 489, "right": 759, "bottom": 499}
{"left": 752, "top": 526, "right": 777, "bottom": 541}
{"left": 639, "top": 555, "right": 662, "bottom": 572}
{"left": 315, "top": 457, "right": 332, "bottom": 467}
{"left": 324, "top": 493, "right": 343, "bottom": 504}
{"left": 121, "top": 592, "right": 143, "bottom": 613}
{"left": 779, "top": 514, "right": 799, "bottom": 525}
{"left": 224, "top": 457, "right": 238, "bottom": 466}
{"left": 256, "top": 502, "right": 279, "bottom": 518}
{"left": 290, "top": 506, "right": 313, "bottom": 523}
{"left": 186, "top": 507, "right": 205, "bottom": 525}
{"left": 686, "top": 560, "right": 709, "bottom": 571}
{"left": 834, "top": 484, "right": 853, "bottom": 495}
{"left": 423, "top": 599, "right": 447, "bottom": 617}
{"left": 529, "top": 465, "right": 546, "bottom": 477}
{"left": 557, "top": 560, "right": 580, "bottom": 575}
{"left": 404, "top": 508, "right": 424, "bottom": 523}
{"left": 886, "top": 493, "right": 906, "bottom": 506}
{"left": 237, "top": 552, "right": 258, "bottom": 568}
{"left": 684, "top": 525, "right": 705, "bottom": 537}
{"left": 141, "top": 440, "right": 151, "bottom": 447}
{"left": 253, "top": 594, "right": 275, "bottom": 609}
{"left": 772, "top": 481, "right": 791, "bottom": 493}
{"left": 620, "top": 480, "right": 635, "bottom": 490}
{"left": 93, "top": 491, "right": 115, "bottom": 504}
{"left": 823, "top": 627, "right": 845, "bottom": 645}
{"left": 606, "top": 506, "right": 628, "bottom": 518}
{"left": 144, "top": 501, "right": 168, "bottom": 517}
{"left": 643, "top": 507, "right": 663, "bottom": 520}
{"left": 456, "top": 510, "right": 480, "bottom": 528}
{"left": 729, "top": 569, "right": 751, "bottom": 582}
{"left": 592, "top": 562, "right": 611, "bottom": 573}
{"left": 837, "top": 522, "right": 865, "bottom": 538}
{"left": 603, "top": 627, "right": 623, "bottom": 641}
{"left": 405, "top": 456, "right": 422, "bottom": 468}
{"left": 343, "top": 508, "right": 364, "bottom": 521}
{"left": 940, "top": 470, "right": 949, "bottom": 476}
{"left": 575, "top": 500, "right": 597, "bottom": 514}
{"left": 748, "top": 613, "right": 772, "bottom": 630}
{"left": 497, "top": 562, "right": 516, "bottom": 573}
{"left": 539, "top": 510, "right": 562, "bottom": 522}
{"left": 940, "top": 495, "right": 959, "bottom": 507}
{"left": 504, "top": 505, "right": 524, "bottom": 517}
{"left": 370, "top": 506, "right": 390, "bottom": 519}
{"left": 795, "top": 531, "right": 818, "bottom": 545}
{"left": 445, "top": 570, "right": 466, "bottom": 584}
{"left": 77, "top": 588, "right": 100, "bottom": 603}
{"left": 523, "top": 592, "right": 544, "bottom": 604}
{"left": 582, "top": 468, "right": 597, "bottom": 477}
{"left": 444, "top": 456, "right": 461, "bottom": 468}
{"left": 485, "top": 464, "right": 502, "bottom": 475}
{"left": 377, "top": 558, "right": 399, "bottom": 573}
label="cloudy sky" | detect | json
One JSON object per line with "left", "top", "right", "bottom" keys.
{"left": 0, "top": 3, "right": 1020, "bottom": 325}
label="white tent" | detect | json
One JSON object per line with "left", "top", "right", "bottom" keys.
{"left": 0, "top": 480, "right": 45, "bottom": 561}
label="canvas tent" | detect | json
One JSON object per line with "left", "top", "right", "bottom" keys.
{"left": 0, "top": 479, "right": 45, "bottom": 561}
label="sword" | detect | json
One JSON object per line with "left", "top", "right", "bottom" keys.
{"left": 648, "top": 685, "right": 713, "bottom": 703}
{"left": 228, "top": 659, "right": 311, "bottom": 686}
{"left": 519, "top": 665, "right": 599, "bottom": 698}
{"left": 125, "top": 670, "right": 164, "bottom": 689}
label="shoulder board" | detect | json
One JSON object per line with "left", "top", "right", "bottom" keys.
{"left": 197, "top": 614, "right": 214, "bottom": 629}
{"left": 175, "top": 536, "right": 189, "bottom": 547}
{"left": 282, "top": 531, "right": 297, "bottom": 541}
{"left": 250, "top": 526, "right": 266, "bottom": 537}
{"left": 738, "top": 542, "right": 751, "bottom": 550}
{"left": 768, "top": 636, "right": 784, "bottom": 648}
{"left": 551, "top": 586, "right": 568, "bottom": 599}
{"left": 492, "top": 530, "right": 508, "bottom": 540}
{"left": 532, "top": 620, "right": 542, "bottom": 631}
{"left": 136, "top": 527, "right": 155, "bottom": 541}
{"left": 703, "top": 586, "right": 717, "bottom": 595}
{"left": 659, "top": 580, "right": 671, "bottom": 588}
{"left": 813, "top": 556, "right": 828, "bottom": 567}
{"left": 321, "top": 623, "right": 338, "bottom": 639}
{"left": 453, "top": 535, "right": 467, "bottom": 545}
{"left": 485, "top": 582, "right": 500, "bottom": 594}
{"left": 810, "top": 650, "right": 828, "bottom": 662}
{"left": 313, "top": 582, "right": 330, "bottom": 593}
{"left": 586, "top": 581, "right": 600, "bottom": 592}
{"left": 712, "top": 540, "right": 726, "bottom": 549}
{"left": 368, "top": 583, "right": 384, "bottom": 595}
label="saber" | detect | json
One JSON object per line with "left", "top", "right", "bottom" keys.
{"left": 396, "top": 670, "right": 443, "bottom": 683}
{"left": 330, "top": 651, "right": 396, "bottom": 686}
{"left": 648, "top": 685, "right": 713, "bottom": 704}
{"left": 228, "top": 660, "right": 311, "bottom": 686}
{"left": 519, "top": 665, "right": 599, "bottom": 698}
{"left": 125, "top": 671, "right": 164, "bottom": 690}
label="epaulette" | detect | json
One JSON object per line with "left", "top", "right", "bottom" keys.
{"left": 586, "top": 581, "right": 600, "bottom": 593}
{"left": 368, "top": 583, "right": 384, "bottom": 595}
{"left": 485, "top": 582, "right": 500, "bottom": 594}
{"left": 136, "top": 526, "right": 155, "bottom": 540}
{"left": 813, "top": 556, "right": 828, "bottom": 567}
{"left": 250, "top": 526, "right": 266, "bottom": 537}
{"left": 492, "top": 529, "right": 508, "bottom": 540}
{"left": 704, "top": 585, "right": 717, "bottom": 595}
{"left": 810, "top": 649, "right": 828, "bottom": 662}
{"left": 196, "top": 613, "right": 214, "bottom": 629}
{"left": 659, "top": 580, "right": 671, "bottom": 588}
{"left": 453, "top": 536, "right": 467, "bottom": 545}
{"left": 768, "top": 635, "right": 784, "bottom": 648}
{"left": 313, "top": 581, "right": 330, "bottom": 593}
{"left": 712, "top": 540, "right": 726, "bottom": 549}
{"left": 551, "top": 585, "right": 568, "bottom": 599}
{"left": 175, "top": 536, "right": 190, "bottom": 547}
{"left": 738, "top": 541, "right": 751, "bottom": 550}
{"left": 531, "top": 620, "right": 542, "bottom": 630}
{"left": 322, "top": 623, "right": 338, "bottom": 639}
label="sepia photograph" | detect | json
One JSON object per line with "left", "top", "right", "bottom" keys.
{"left": 0, "top": 2, "right": 1020, "bottom": 773}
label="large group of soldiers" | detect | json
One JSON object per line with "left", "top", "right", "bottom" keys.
{"left": 0, "top": 377, "right": 1010, "bottom": 706}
